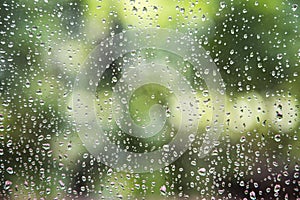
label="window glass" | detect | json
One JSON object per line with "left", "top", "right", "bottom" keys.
{"left": 0, "top": 0, "right": 299, "bottom": 199}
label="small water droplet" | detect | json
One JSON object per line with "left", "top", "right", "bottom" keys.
{"left": 59, "top": 180, "right": 65, "bottom": 188}
{"left": 240, "top": 136, "right": 246, "bottom": 143}
{"left": 163, "top": 145, "right": 169, "bottom": 152}
{"left": 107, "top": 168, "right": 113, "bottom": 176}
{"left": 274, "top": 134, "right": 281, "bottom": 142}
{"left": 220, "top": 2, "right": 226, "bottom": 9}
{"left": 4, "top": 180, "right": 12, "bottom": 190}
{"left": 112, "top": 76, "right": 118, "bottom": 83}
{"left": 292, "top": 4, "right": 298, "bottom": 11}
{"left": 160, "top": 185, "right": 166, "bottom": 195}
{"left": 274, "top": 184, "right": 281, "bottom": 193}
{"left": 6, "top": 167, "right": 13, "bottom": 175}
{"left": 198, "top": 168, "right": 206, "bottom": 176}
{"left": 42, "top": 143, "right": 51, "bottom": 150}
{"left": 250, "top": 191, "right": 256, "bottom": 200}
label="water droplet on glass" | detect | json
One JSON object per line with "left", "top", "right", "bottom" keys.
{"left": 198, "top": 168, "right": 206, "bottom": 176}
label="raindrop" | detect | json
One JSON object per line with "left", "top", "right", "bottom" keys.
{"left": 160, "top": 185, "right": 167, "bottom": 195}
{"left": 292, "top": 4, "right": 298, "bottom": 11}
{"left": 6, "top": 167, "right": 14, "bottom": 175}
{"left": 198, "top": 168, "right": 206, "bottom": 176}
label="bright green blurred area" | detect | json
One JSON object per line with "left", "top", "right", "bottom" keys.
{"left": 0, "top": 0, "right": 299, "bottom": 199}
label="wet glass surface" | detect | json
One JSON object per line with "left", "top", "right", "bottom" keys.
{"left": 0, "top": 0, "right": 299, "bottom": 199}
